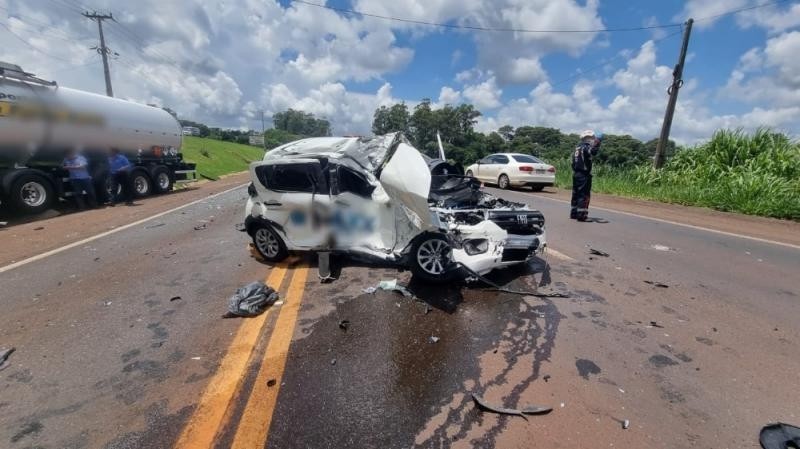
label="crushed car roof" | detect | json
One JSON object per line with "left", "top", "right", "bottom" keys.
{"left": 264, "top": 132, "right": 403, "bottom": 173}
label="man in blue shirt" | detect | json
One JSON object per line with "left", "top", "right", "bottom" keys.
{"left": 63, "top": 150, "right": 97, "bottom": 210}
{"left": 108, "top": 148, "right": 134, "bottom": 206}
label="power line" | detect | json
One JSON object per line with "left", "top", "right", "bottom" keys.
{"left": 693, "top": 0, "right": 795, "bottom": 22}
{"left": 292, "top": 0, "right": 683, "bottom": 33}
{"left": 550, "top": 29, "right": 684, "bottom": 88}
{"left": 0, "top": 22, "right": 77, "bottom": 63}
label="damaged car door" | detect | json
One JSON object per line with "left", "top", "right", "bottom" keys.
{"left": 249, "top": 159, "right": 330, "bottom": 249}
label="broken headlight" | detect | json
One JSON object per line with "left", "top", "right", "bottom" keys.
{"left": 463, "top": 238, "right": 489, "bottom": 255}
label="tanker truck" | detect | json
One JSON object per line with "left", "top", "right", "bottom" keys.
{"left": 0, "top": 61, "right": 196, "bottom": 214}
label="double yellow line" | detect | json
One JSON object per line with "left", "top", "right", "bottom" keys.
{"left": 174, "top": 263, "right": 309, "bottom": 449}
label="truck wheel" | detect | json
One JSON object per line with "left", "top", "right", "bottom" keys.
{"left": 410, "top": 234, "right": 454, "bottom": 283}
{"left": 131, "top": 170, "right": 152, "bottom": 198}
{"left": 152, "top": 167, "right": 173, "bottom": 194}
{"left": 10, "top": 173, "right": 53, "bottom": 214}
{"left": 252, "top": 225, "right": 288, "bottom": 262}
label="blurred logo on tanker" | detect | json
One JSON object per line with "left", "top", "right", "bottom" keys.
{"left": 0, "top": 94, "right": 105, "bottom": 127}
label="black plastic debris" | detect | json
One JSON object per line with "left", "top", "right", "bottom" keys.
{"left": 649, "top": 321, "right": 664, "bottom": 328}
{"left": 471, "top": 393, "right": 552, "bottom": 420}
{"left": 170, "top": 296, "right": 182, "bottom": 302}
{"left": 543, "top": 374, "right": 551, "bottom": 382}
{"left": 759, "top": 423, "right": 800, "bottom": 449}
{"left": 588, "top": 248, "right": 610, "bottom": 257}
{"left": 644, "top": 280, "right": 669, "bottom": 288}
{"left": 193, "top": 223, "right": 207, "bottom": 231}
{"left": 0, "top": 347, "right": 15, "bottom": 371}
{"left": 267, "top": 379, "right": 277, "bottom": 387}
{"left": 33, "top": 226, "right": 44, "bottom": 231}
{"left": 225, "top": 282, "right": 279, "bottom": 317}
{"left": 338, "top": 320, "right": 350, "bottom": 331}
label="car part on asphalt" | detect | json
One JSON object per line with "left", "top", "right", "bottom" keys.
{"left": 471, "top": 393, "right": 552, "bottom": 419}
{"left": 377, "top": 279, "right": 414, "bottom": 298}
{"left": 588, "top": 247, "right": 610, "bottom": 257}
{"left": 644, "top": 280, "right": 669, "bottom": 288}
{"left": 193, "top": 223, "right": 207, "bottom": 231}
{"left": 623, "top": 419, "right": 630, "bottom": 430}
{"left": 759, "top": 423, "right": 800, "bottom": 449}
{"left": 457, "top": 263, "right": 569, "bottom": 298}
{"left": 0, "top": 347, "right": 15, "bottom": 371}
{"left": 169, "top": 296, "right": 182, "bottom": 302}
{"left": 338, "top": 320, "right": 350, "bottom": 331}
{"left": 428, "top": 336, "right": 440, "bottom": 344}
{"left": 225, "top": 281, "right": 279, "bottom": 317}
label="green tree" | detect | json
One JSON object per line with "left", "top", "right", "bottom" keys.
{"left": 372, "top": 103, "right": 410, "bottom": 135}
{"left": 273, "top": 109, "right": 331, "bottom": 137}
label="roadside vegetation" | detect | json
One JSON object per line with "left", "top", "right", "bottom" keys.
{"left": 176, "top": 100, "right": 799, "bottom": 219}
{"left": 182, "top": 136, "right": 265, "bottom": 180}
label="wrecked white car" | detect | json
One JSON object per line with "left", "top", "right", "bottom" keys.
{"left": 241, "top": 133, "right": 546, "bottom": 281}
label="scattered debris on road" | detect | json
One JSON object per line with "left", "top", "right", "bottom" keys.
{"left": 193, "top": 223, "right": 207, "bottom": 231}
{"left": 759, "top": 422, "right": 800, "bottom": 449}
{"left": 330, "top": 358, "right": 337, "bottom": 366}
{"left": 338, "top": 320, "right": 350, "bottom": 331}
{"left": 0, "top": 347, "right": 15, "bottom": 371}
{"left": 651, "top": 244, "right": 673, "bottom": 251}
{"left": 169, "top": 296, "right": 182, "bottom": 302}
{"left": 471, "top": 393, "right": 552, "bottom": 419}
{"left": 377, "top": 279, "right": 414, "bottom": 298}
{"left": 267, "top": 379, "right": 277, "bottom": 387}
{"left": 543, "top": 374, "right": 551, "bottom": 382}
{"left": 644, "top": 280, "right": 669, "bottom": 288}
{"left": 588, "top": 247, "right": 610, "bottom": 257}
{"left": 225, "top": 281, "right": 279, "bottom": 317}
{"left": 460, "top": 263, "right": 569, "bottom": 298}
{"left": 649, "top": 320, "right": 664, "bottom": 328}
{"left": 362, "top": 286, "right": 377, "bottom": 294}
{"left": 623, "top": 419, "right": 630, "bottom": 430}
{"left": 146, "top": 222, "right": 166, "bottom": 229}
{"left": 428, "top": 336, "right": 440, "bottom": 344}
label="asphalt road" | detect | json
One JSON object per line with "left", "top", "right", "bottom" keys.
{"left": 1, "top": 182, "right": 798, "bottom": 449}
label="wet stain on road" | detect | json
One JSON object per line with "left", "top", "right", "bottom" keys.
{"left": 10, "top": 421, "right": 43, "bottom": 443}
{"left": 575, "top": 358, "right": 601, "bottom": 379}
{"left": 103, "top": 400, "right": 194, "bottom": 449}
{"left": 649, "top": 354, "right": 679, "bottom": 368}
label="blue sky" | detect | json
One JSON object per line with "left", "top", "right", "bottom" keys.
{"left": 2, "top": 0, "right": 799, "bottom": 142}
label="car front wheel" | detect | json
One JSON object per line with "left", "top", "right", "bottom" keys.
{"left": 465, "top": 170, "right": 473, "bottom": 178}
{"left": 410, "top": 234, "right": 453, "bottom": 282}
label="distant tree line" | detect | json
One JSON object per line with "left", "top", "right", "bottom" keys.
{"left": 372, "top": 100, "right": 675, "bottom": 167}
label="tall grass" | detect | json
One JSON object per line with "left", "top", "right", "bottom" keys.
{"left": 554, "top": 129, "right": 800, "bottom": 220}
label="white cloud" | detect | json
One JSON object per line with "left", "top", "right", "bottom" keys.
{"left": 463, "top": 76, "right": 502, "bottom": 109}
{"left": 437, "top": 86, "right": 462, "bottom": 105}
{"left": 479, "top": 39, "right": 799, "bottom": 144}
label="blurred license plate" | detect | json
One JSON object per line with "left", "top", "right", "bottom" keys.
{"left": 535, "top": 169, "right": 546, "bottom": 174}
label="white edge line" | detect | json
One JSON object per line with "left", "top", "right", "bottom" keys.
{"left": 0, "top": 183, "right": 248, "bottom": 274}
{"left": 508, "top": 190, "right": 800, "bottom": 251}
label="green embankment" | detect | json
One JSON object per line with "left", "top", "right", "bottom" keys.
{"left": 181, "top": 136, "right": 265, "bottom": 180}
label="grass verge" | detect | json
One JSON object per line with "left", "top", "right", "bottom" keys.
{"left": 182, "top": 137, "right": 265, "bottom": 180}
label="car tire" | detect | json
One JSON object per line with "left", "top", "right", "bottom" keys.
{"left": 252, "top": 225, "right": 288, "bottom": 263}
{"left": 131, "top": 169, "right": 152, "bottom": 198}
{"left": 9, "top": 172, "right": 53, "bottom": 214}
{"left": 465, "top": 170, "right": 473, "bottom": 178}
{"left": 498, "top": 174, "right": 510, "bottom": 190}
{"left": 410, "top": 234, "right": 454, "bottom": 283}
{"left": 531, "top": 184, "right": 545, "bottom": 192}
{"left": 152, "top": 166, "right": 173, "bottom": 194}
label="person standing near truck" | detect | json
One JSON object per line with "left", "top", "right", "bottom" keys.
{"left": 570, "top": 130, "right": 603, "bottom": 221}
{"left": 107, "top": 148, "right": 134, "bottom": 206}
{"left": 63, "top": 149, "right": 98, "bottom": 210}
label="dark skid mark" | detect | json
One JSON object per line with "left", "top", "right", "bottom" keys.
{"left": 11, "top": 421, "right": 43, "bottom": 443}
{"left": 572, "top": 311, "right": 587, "bottom": 319}
{"left": 649, "top": 354, "right": 679, "bottom": 368}
{"left": 695, "top": 337, "right": 715, "bottom": 346}
{"left": 575, "top": 359, "right": 601, "bottom": 380}
{"left": 121, "top": 349, "right": 141, "bottom": 363}
{"left": 122, "top": 359, "right": 168, "bottom": 381}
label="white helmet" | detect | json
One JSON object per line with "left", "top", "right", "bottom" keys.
{"left": 579, "top": 129, "right": 595, "bottom": 139}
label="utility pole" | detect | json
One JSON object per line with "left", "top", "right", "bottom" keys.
{"left": 653, "top": 18, "right": 693, "bottom": 169}
{"left": 260, "top": 110, "right": 265, "bottom": 134}
{"left": 83, "top": 12, "right": 114, "bottom": 97}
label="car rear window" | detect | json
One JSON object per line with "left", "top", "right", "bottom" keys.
{"left": 511, "top": 154, "right": 541, "bottom": 163}
{"left": 257, "top": 163, "right": 324, "bottom": 193}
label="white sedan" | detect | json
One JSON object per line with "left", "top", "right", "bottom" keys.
{"left": 465, "top": 153, "right": 556, "bottom": 191}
